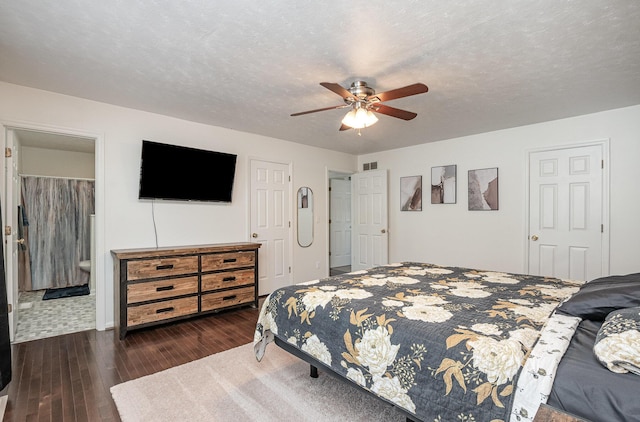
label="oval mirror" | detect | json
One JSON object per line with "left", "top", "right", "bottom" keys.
{"left": 297, "top": 187, "right": 313, "bottom": 247}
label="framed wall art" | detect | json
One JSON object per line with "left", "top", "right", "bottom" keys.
{"left": 468, "top": 167, "right": 499, "bottom": 210}
{"left": 431, "top": 165, "right": 456, "bottom": 204}
{"left": 400, "top": 176, "right": 422, "bottom": 211}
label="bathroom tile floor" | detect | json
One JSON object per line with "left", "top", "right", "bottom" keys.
{"left": 13, "top": 290, "right": 95, "bottom": 343}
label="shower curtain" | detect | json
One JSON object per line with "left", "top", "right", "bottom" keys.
{"left": 21, "top": 176, "right": 95, "bottom": 291}
{"left": 18, "top": 198, "right": 33, "bottom": 291}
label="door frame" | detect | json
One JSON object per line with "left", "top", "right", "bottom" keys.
{"left": 524, "top": 139, "right": 610, "bottom": 277}
{"left": 0, "top": 120, "right": 107, "bottom": 336}
{"left": 325, "top": 167, "right": 354, "bottom": 276}
{"left": 247, "top": 157, "right": 294, "bottom": 292}
{"left": 326, "top": 168, "right": 354, "bottom": 274}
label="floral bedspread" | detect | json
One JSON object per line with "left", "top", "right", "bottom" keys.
{"left": 253, "top": 263, "right": 583, "bottom": 422}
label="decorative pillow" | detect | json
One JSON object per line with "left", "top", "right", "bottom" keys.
{"left": 593, "top": 307, "right": 640, "bottom": 375}
{"left": 556, "top": 273, "right": 640, "bottom": 320}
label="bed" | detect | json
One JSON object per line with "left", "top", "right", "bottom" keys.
{"left": 253, "top": 263, "right": 640, "bottom": 422}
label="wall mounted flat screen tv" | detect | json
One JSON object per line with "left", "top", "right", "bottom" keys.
{"left": 138, "top": 140, "right": 237, "bottom": 202}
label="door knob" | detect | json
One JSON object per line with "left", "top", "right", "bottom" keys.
{"left": 381, "top": 229, "right": 386, "bottom": 234}
{"left": 252, "top": 233, "right": 258, "bottom": 238}
{"left": 531, "top": 235, "right": 539, "bottom": 241}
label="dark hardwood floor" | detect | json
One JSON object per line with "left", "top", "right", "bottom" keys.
{"left": 1, "top": 304, "right": 261, "bottom": 421}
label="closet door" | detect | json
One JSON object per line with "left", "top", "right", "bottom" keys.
{"left": 250, "top": 159, "right": 292, "bottom": 295}
{"left": 351, "top": 170, "right": 389, "bottom": 271}
{"left": 528, "top": 144, "right": 606, "bottom": 281}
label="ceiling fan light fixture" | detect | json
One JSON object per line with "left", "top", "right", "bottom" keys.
{"left": 291, "top": 81, "right": 428, "bottom": 131}
{"left": 341, "top": 107, "right": 378, "bottom": 129}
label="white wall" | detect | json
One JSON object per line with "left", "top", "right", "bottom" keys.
{"left": 20, "top": 146, "right": 95, "bottom": 179}
{"left": 2, "top": 79, "right": 639, "bottom": 330}
{"left": 0, "top": 81, "right": 357, "bottom": 329}
{"left": 359, "top": 105, "right": 640, "bottom": 276}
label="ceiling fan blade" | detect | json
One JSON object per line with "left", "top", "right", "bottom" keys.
{"left": 320, "top": 82, "right": 358, "bottom": 100}
{"left": 371, "top": 104, "right": 417, "bottom": 120}
{"left": 290, "top": 104, "right": 349, "bottom": 116}
{"left": 368, "top": 83, "right": 428, "bottom": 103}
{"left": 339, "top": 124, "right": 351, "bottom": 131}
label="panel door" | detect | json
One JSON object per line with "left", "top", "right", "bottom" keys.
{"left": 329, "top": 178, "right": 351, "bottom": 268}
{"left": 351, "top": 170, "right": 388, "bottom": 271}
{"left": 250, "top": 159, "right": 291, "bottom": 295}
{"left": 528, "top": 145, "right": 604, "bottom": 281}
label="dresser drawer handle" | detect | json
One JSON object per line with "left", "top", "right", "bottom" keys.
{"left": 223, "top": 258, "right": 237, "bottom": 263}
{"left": 156, "top": 285, "right": 175, "bottom": 292}
{"left": 222, "top": 295, "right": 237, "bottom": 301}
{"left": 156, "top": 307, "right": 174, "bottom": 314}
{"left": 222, "top": 276, "right": 236, "bottom": 282}
{"left": 156, "top": 264, "right": 174, "bottom": 270}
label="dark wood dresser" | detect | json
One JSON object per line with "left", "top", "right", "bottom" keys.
{"left": 112, "top": 242, "right": 261, "bottom": 339}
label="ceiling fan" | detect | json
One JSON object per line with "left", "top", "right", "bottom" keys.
{"left": 290, "top": 81, "right": 429, "bottom": 131}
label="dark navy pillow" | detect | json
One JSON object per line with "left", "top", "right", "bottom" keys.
{"left": 556, "top": 273, "right": 640, "bottom": 320}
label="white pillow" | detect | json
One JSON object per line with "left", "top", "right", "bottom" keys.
{"left": 593, "top": 306, "right": 640, "bottom": 375}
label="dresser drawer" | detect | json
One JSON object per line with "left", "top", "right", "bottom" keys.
{"left": 127, "top": 256, "right": 199, "bottom": 281}
{"left": 201, "top": 269, "right": 254, "bottom": 292}
{"left": 201, "top": 251, "right": 254, "bottom": 271}
{"left": 127, "top": 296, "right": 198, "bottom": 327}
{"left": 127, "top": 276, "right": 198, "bottom": 304}
{"left": 201, "top": 287, "right": 255, "bottom": 312}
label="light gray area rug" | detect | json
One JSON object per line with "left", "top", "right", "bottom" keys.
{"left": 0, "top": 395, "right": 7, "bottom": 419}
{"left": 111, "top": 342, "right": 406, "bottom": 421}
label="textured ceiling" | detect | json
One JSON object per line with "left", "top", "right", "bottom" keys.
{"left": 1, "top": 1, "right": 640, "bottom": 155}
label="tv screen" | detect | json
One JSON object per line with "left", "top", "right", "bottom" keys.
{"left": 138, "top": 140, "right": 237, "bottom": 202}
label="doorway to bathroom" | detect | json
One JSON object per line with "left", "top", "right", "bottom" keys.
{"left": 8, "top": 129, "right": 96, "bottom": 343}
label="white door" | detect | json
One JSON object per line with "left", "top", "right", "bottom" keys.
{"left": 330, "top": 178, "right": 351, "bottom": 268}
{"left": 351, "top": 169, "right": 388, "bottom": 271}
{"left": 250, "top": 160, "right": 291, "bottom": 295}
{"left": 528, "top": 144, "right": 604, "bottom": 281}
{"left": 4, "top": 130, "right": 19, "bottom": 340}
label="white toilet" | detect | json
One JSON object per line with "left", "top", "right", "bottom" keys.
{"left": 79, "top": 260, "right": 91, "bottom": 272}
